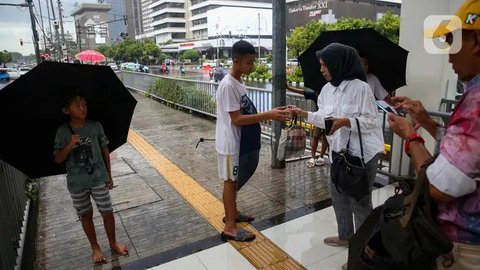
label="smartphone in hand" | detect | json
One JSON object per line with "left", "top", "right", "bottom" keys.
{"left": 375, "top": 100, "right": 400, "bottom": 115}
{"left": 324, "top": 117, "right": 334, "bottom": 135}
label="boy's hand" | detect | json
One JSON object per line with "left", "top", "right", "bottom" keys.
{"left": 267, "top": 107, "right": 289, "bottom": 121}
{"left": 106, "top": 177, "right": 114, "bottom": 189}
{"left": 68, "top": 135, "right": 80, "bottom": 148}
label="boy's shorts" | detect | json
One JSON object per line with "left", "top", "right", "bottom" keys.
{"left": 217, "top": 154, "right": 239, "bottom": 181}
{"left": 312, "top": 127, "right": 324, "bottom": 139}
{"left": 69, "top": 184, "right": 113, "bottom": 217}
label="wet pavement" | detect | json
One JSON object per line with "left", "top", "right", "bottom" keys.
{"left": 35, "top": 91, "right": 332, "bottom": 270}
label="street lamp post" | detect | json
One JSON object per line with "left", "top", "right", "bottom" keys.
{"left": 258, "top": 13, "right": 261, "bottom": 60}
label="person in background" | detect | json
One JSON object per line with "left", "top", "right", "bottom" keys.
{"left": 286, "top": 85, "right": 329, "bottom": 167}
{"left": 359, "top": 53, "right": 394, "bottom": 105}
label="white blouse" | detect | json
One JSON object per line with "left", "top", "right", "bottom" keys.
{"left": 307, "top": 79, "right": 384, "bottom": 163}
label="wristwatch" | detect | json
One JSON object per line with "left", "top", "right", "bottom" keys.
{"left": 404, "top": 133, "right": 425, "bottom": 157}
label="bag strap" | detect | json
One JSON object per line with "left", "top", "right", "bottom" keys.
{"left": 399, "top": 166, "right": 426, "bottom": 227}
{"left": 289, "top": 115, "right": 300, "bottom": 128}
{"left": 355, "top": 118, "right": 365, "bottom": 166}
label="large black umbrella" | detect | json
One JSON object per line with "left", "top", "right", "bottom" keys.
{"left": 0, "top": 61, "right": 137, "bottom": 178}
{"left": 298, "top": 28, "right": 408, "bottom": 93}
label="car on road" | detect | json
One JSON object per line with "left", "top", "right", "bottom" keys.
{"left": 7, "top": 67, "right": 31, "bottom": 80}
{"left": 286, "top": 59, "right": 298, "bottom": 66}
{"left": 107, "top": 63, "right": 118, "bottom": 70}
{"left": 202, "top": 60, "right": 217, "bottom": 69}
{"left": 123, "top": 62, "right": 149, "bottom": 73}
{"left": 0, "top": 68, "right": 10, "bottom": 81}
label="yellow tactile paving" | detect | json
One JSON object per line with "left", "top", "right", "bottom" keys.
{"left": 128, "top": 129, "right": 306, "bottom": 270}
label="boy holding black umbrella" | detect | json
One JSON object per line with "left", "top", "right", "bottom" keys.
{"left": 53, "top": 92, "right": 128, "bottom": 264}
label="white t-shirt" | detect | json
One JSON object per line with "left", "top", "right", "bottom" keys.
{"left": 366, "top": 73, "right": 388, "bottom": 100}
{"left": 215, "top": 74, "right": 246, "bottom": 155}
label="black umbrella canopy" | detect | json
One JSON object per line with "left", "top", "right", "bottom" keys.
{"left": 0, "top": 61, "right": 137, "bottom": 178}
{"left": 299, "top": 28, "right": 408, "bottom": 93}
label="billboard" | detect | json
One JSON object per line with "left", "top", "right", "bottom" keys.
{"left": 207, "top": 7, "right": 272, "bottom": 38}
{"left": 286, "top": 0, "right": 329, "bottom": 32}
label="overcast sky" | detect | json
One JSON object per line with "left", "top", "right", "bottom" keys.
{"left": 0, "top": 0, "right": 96, "bottom": 55}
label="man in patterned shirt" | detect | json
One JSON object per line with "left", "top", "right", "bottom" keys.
{"left": 388, "top": 0, "right": 480, "bottom": 269}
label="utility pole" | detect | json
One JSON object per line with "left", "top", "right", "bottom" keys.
{"left": 37, "top": 0, "right": 47, "bottom": 51}
{"left": 49, "top": 0, "right": 62, "bottom": 60}
{"left": 271, "top": 1, "right": 286, "bottom": 168}
{"left": 26, "top": 0, "right": 41, "bottom": 64}
{"left": 57, "top": 0, "right": 66, "bottom": 59}
{"left": 45, "top": 0, "right": 53, "bottom": 52}
{"left": 258, "top": 13, "right": 261, "bottom": 61}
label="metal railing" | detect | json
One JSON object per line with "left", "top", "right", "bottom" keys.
{"left": 118, "top": 71, "right": 452, "bottom": 181}
{"left": 0, "top": 160, "right": 30, "bottom": 270}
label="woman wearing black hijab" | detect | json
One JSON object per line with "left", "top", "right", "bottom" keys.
{"left": 291, "top": 43, "right": 384, "bottom": 247}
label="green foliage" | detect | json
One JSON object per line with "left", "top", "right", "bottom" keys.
{"left": 286, "top": 13, "right": 401, "bottom": 58}
{"left": 248, "top": 64, "right": 272, "bottom": 80}
{"left": 98, "top": 38, "right": 161, "bottom": 64}
{"left": 287, "top": 66, "right": 304, "bottom": 83}
{"left": 142, "top": 39, "right": 161, "bottom": 64}
{"left": 151, "top": 78, "right": 216, "bottom": 114}
{"left": 265, "top": 54, "right": 272, "bottom": 62}
{"left": 0, "top": 50, "right": 11, "bottom": 63}
{"left": 374, "top": 11, "right": 401, "bottom": 44}
{"left": 181, "top": 49, "right": 200, "bottom": 62}
{"left": 157, "top": 53, "right": 172, "bottom": 64}
{"left": 96, "top": 45, "right": 111, "bottom": 59}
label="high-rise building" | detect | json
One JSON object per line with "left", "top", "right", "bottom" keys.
{"left": 71, "top": 3, "right": 112, "bottom": 50}
{"left": 136, "top": 0, "right": 154, "bottom": 40}
{"left": 104, "top": 0, "right": 128, "bottom": 43}
{"left": 125, "top": 0, "right": 144, "bottom": 39}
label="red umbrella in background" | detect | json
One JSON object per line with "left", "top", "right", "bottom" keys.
{"left": 76, "top": 50, "right": 105, "bottom": 63}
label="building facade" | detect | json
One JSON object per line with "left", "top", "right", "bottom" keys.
{"left": 286, "top": 0, "right": 401, "bottom": 32}
{"left": 105, "top": 0, "right": 128, "bottom": 44}
{"left": 71, "top": 3, "right": 112, "bottom": 50}
{"left": 125, "top": 0, "right": 144, "bottom": 39}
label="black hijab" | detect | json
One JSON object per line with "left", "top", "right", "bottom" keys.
{"left": 315, "top": 43, "right": 367, "bottom": 87}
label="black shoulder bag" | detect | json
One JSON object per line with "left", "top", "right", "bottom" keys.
{"left": 331, "top": 118, "right": 369, "bottom": 201}
{"left": 347, "top": 159, "right": 453, "bottom": 270}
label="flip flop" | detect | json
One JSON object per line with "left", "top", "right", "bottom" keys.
{"left": 221, "top": 228, "right": 256, "bottom": 242}
{"left": 306, "top": 158, "right": 316, "bottom": 168}
{"left": 222, "top": 213, "right": 255, "bottom": 223}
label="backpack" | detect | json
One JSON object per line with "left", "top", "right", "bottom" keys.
{"left": 347, "top": 162, "right": 453, "bottom": 270}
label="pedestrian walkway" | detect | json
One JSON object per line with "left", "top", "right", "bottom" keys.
{"left": 147, "top": 185, "right": 395, "bottom": 270}
{"left": 35, "top": 91, "right": 390, "bottom": 269}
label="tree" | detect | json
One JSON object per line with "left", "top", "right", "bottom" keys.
{"left": 374, "top": 11, "right": 401, "bottom": 44}
{"left": 142, "top": 39, "right": 161, "bottom": 64}
{"left": 286, "top": 20, "right": 329, "bottom": 58}
{"left": 328, "top": 17, "right": 374, "bottom": 31}
{"left": 96, "top": 45, "right": 111, "bottom": 59}
{"left": 286, "top": 14, "right": 400, "bottom": 57}
{"left": 0, "top": 50, "right": 11, "bottom": 64}
{"left": 181, "top": 49, "right": 200, "bottom": 62}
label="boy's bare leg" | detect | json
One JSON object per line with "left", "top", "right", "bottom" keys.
{"left": 102, "top": 212, "right": 128, "bottom": 255}
{"left": 223, "top": 180, "right": 254, "bottom": 238}
{"left": 223, "top": 180, "right": 238, "bottom": 234}
{"left": 80, "top": 211, "right": 106, "bottom": 263}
